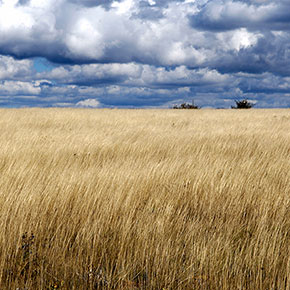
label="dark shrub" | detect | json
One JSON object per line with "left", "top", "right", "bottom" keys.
{"left": 173, "top": 100, "right": 200, "bottom": 109}
{"left": 232, "top": 99, "right": 255, "bottom": 109}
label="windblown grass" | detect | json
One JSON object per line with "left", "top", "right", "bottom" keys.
{"left": 0, "top": 108, "right": 289, "bottom": 289}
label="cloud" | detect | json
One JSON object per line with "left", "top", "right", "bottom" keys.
{"left": 0, "top": 0, "right": 290, "bottom": 108}
{"left": 1, "top": 58, "right": 289, "bottom": 108}
{"left": 0, "top": 80, "right": 41, "bottom": 95}
{"left": 42, "top": 62, "right": 142, "bottom": 85}
{"left": 76, "top": 98, "right": 100, "bottom": 108}
{"left": 0, "top": 0, "right": 288, "bottom": 74}
{"left": 0, "top": 55, "right": 33, "bottom": 80}
{"left": 0, "top": 1, "right": 287, "bottom": 63}
{"left": 0, "top": 0, "right": 202, "bottom": 66}
{"left": 190, "top": 0, "right": 290, "bottom": 32}
{"left": 68, "top": 0, "right": 118, "bottom": 9}
{"left": 38, "top": 62, "right": 233, "bottom": 91}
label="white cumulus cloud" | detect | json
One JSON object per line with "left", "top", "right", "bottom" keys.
{"left": 76, "top": 98, "right": 100, "bottom": 108}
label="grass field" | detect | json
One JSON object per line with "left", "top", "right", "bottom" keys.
{"left": 0, "top": 108, "right": 289, "bottom": 289}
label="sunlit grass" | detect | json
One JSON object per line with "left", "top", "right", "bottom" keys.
{"left": 0, "top": 108, "right": 289, "bottom": 289}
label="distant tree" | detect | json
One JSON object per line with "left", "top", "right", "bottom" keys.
{"left": 173, "top": 100, "right": 200, "bottom": 109}
{"left": 232, "top": 99, "right": 254, "bottom": 109}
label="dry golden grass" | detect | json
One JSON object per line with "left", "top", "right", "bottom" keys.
{"left": 0, "top": 108, "right": 289, "bottom": 289}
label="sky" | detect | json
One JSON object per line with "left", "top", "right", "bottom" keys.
{"left": 0, "top": 0, "right": 290, "bottom": 108}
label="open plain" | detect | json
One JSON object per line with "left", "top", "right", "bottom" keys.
{"left": 0, "top": 109, "right": 289, "bottom": 289}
